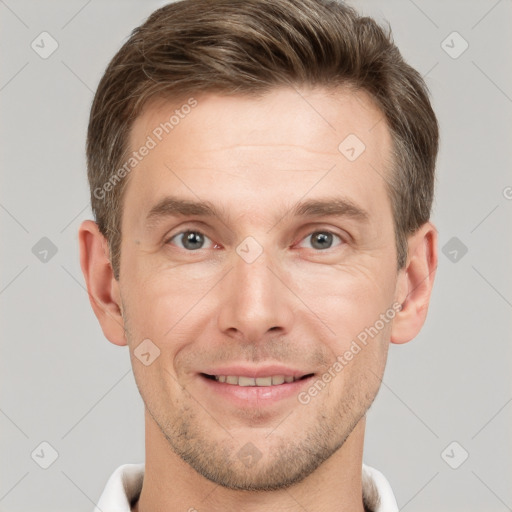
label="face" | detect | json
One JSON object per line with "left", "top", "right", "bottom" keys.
{"left": 118, "top": 86, "right": 402, "bottom": 490}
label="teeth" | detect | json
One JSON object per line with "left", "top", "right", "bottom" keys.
{"left": 272, "top": 375, "right": 285, "bottom": 385}
{"left": 256, "top": 377, "right": 272, "bottom": 386}
{"left": 238, "top": 376, "right": 256, "bottom": 386}
{"left": 213, "top": 375, "right": 302, "bottom": 386}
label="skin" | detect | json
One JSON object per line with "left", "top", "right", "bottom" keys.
{"left": 79, "top": 86, "right": 437, "bottom": 512}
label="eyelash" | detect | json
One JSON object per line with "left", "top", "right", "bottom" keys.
{"left": 164, "top": 228, "right": 346, "bottom": 252}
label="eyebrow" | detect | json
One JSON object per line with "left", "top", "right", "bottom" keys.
{"left": 144, "top": 195, "right": 369, "bottom": 230}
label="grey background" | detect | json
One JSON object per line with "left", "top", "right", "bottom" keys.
{"left": 1, "top": 0, "right": 511, "bottom": 510}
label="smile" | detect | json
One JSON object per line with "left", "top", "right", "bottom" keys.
{"left": 204, "top": 374, "right": 313, "bottom": 386}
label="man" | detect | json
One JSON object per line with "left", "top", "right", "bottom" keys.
{"left": 79, "top": 0, "right": 438, "bottom": 510}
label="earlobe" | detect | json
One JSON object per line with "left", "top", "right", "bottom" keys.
{"left": 78, "top": 220, "right": 127, "bottom": 346}
{"left": 390, "top": 221, "right": 438, "bottom": 344}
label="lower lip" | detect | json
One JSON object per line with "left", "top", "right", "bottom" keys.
{"left": 199, "top": 374, "right": 315, "bottom": 407}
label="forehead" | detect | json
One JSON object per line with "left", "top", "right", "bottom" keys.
{"left": 123, "top": 86, "right": 393, "bottom": 233}
{"left": 131, "top": 86, "right": 389, "bottom": 156}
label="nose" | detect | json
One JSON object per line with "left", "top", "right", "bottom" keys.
{"left": 217, "top": 245, "right": 295, "bottom": 344}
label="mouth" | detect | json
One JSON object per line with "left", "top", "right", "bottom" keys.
{"left": 201, "top": 373, "right": 314, "bottom": 386}
{"left": 198, "top": 369, "right": 316, "bottom": 408}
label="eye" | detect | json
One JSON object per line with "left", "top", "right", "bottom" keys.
{"left": 298, "top": 230, "right": 344, "bottom": 251}
{"left": 166, "top": 230, "right": 216, "bottom": 251}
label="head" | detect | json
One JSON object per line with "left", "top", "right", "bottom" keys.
{"left": 80, "top": 0, "right": 438, "bottom": 491}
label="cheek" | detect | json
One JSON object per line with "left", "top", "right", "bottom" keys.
{"left": 291, "top": 264, "right": 397, "bottom": 393}
{"left": 329, "top": 320, "right": 391, "bottom": 402}
{"left": 122, "top": 257, "right": 198, "bottom": 327}
{"left": 293, "top": 262, "right": 397, "bottom": 341}
{"left": 121, "top": 268, "right": 213, "bottom": 376}
{"left": 121, "top": 232, "right": 398, "bottom": 355}
{"left": 129, "top": 357, "right": 185, "bottom": 427}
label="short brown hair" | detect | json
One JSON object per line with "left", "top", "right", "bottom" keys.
{"left": 86, "top": 0, "right": 439, "bottom": 280}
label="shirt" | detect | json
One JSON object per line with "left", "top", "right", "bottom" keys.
{"left": 93, "top": 462, "right": 399, "bottom": 512}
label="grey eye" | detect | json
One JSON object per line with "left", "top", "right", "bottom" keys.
{"left": 306, "top": 231, "right": 342, "bottom": 250}
{"left": 169, "top": 230, "right": 213, "bottom": 250}
{"left": 311, "top": 232, "right": 333, "bottom": 249}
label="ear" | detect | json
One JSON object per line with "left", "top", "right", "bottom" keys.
{"left": 390, "top": 221, "right": 438, "bottom": 344}
{"left": 78, "top": 220, "right": 127, "bottom": 346}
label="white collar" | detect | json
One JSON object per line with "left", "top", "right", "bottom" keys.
{"left": 94, "top": 462, "right": 398, "bottom": 512}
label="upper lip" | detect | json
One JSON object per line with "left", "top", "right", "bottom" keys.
{"left": 200, "top": 365, "right": 314, "bottom": 379}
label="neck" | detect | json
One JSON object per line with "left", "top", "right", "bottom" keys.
{"left": 133, "top": 412, "right": 367, "bottom": 512}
